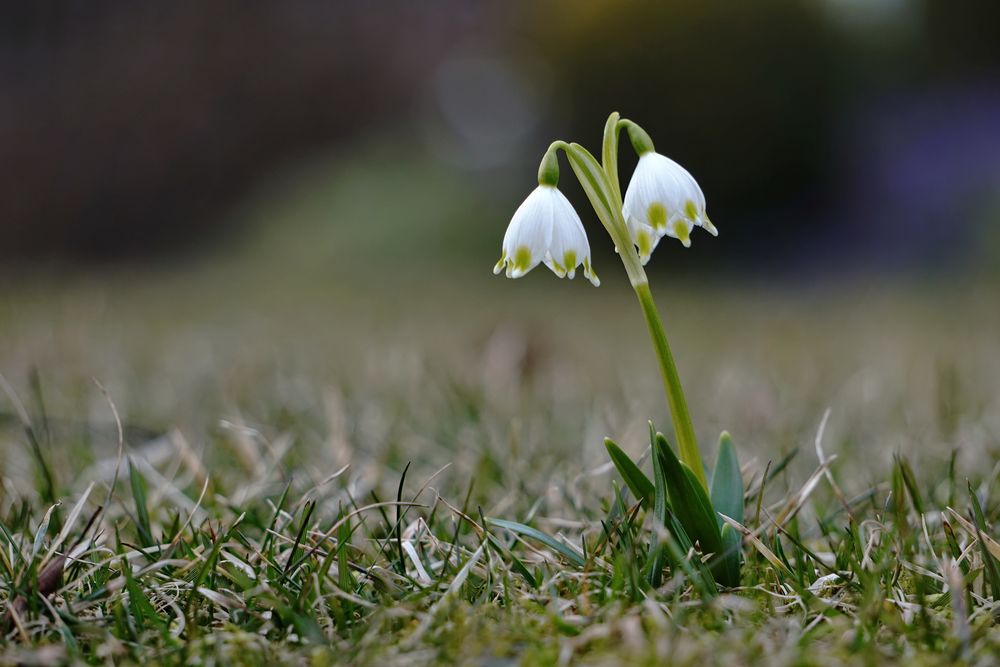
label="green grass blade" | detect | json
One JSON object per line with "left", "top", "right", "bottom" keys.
{"left": 487, "top": 518, "right": 585, "bottom": 568}
{"left": 968, "top": 482, "right": 1000, "bottom": 598}
{"left": 605, "top": 438, "right": 654, "bottom": 509}
{"left": 336, "top": 516, "right": 356, "bottom": 593}
{"left": 942, "top": 520, "right": 970, "bottom": 576}
{"left": 897, "top": 455, "right": 925, "bottom": 515}
{"left": 128, "top": 458, "right": 154, "bottom": 548}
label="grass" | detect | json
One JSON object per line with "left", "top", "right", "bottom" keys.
{"left": 0, "top": 141, "right": 998, "bottom": 664}
{"left": 0, "top": 266, "right": 997, "bottom": 666}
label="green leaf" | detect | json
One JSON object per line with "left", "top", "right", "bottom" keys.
{"left": 123, "top": 557, "right": 166, "bottom": 634}
{"left": 897, "top": 455, "right": 925, "bottom": 515}
{"left": 128, "top": 458, "right": 154, "bottom": 548}
{"left": 655, "top": 432, "right": 739, "bottom": 587}
{"left": 968, "top": 482, "right": 1000, "bottom": 598}
{"left": 486, "top": 534, "right": 537, "bottom": 589}
{"left": 656, "top": 433, "right": 722, "bottom": 554}
{"left": 337, "top": 517, "right": 356, "bottom": 593}
{"left": 719, "top": 523, "right": 742, "bottom": 584}
{"left": 710, "top": 431, "right": 744, "bottom": 527}
{"left": 647, "top": 431, "right": 670, "bottom": 589}
{"left": 942, "top": 520, "right": 970, "bottom": 576}
{"left": 604, "top": 438, "right": 654, "bottom": 509}
{"left": 647, "top": 437, "right": 717, "bottom": 596}
{"left": 487, "top": 518, "right": 586, "bottom": 568}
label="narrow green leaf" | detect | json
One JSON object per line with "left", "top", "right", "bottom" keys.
{"left": 710, "top": 431, "right": 744, "bottom": 526}
{"left": 612, "top": 483, "right": 635, "bottom": 555}
{"left": 261, "top": 478, "right": 293, "bottom": 557}
{"left": 656, "top": 434, "right": 722, "bottom": 554}
{"left": 282, "top": 500, "right": 316, "bottom": 577}
{"left": 123, "top": 558, "right": 165, "bottom": 633}
{"left": 648, "top": 438, "right": 717, "bottom": 596}
{"left": 647, "top": 431, "right": 670, "bottom": 588}
{"left": 968, "top": 482, "right": 1000, "bottom": 598}
{"left": 128, "top": 458, "right": 154, "bottom": 548}
{"left": 766, "top": 448, "right": 799, "bottom": 484}
{"left": 487, "top": 518, "right": 585, "bottom": 568}
{"left": 942, "top": 520, "right": 970, "bottom": 577}
{"left": 655, "top": 432, "right": 739, "bottom": 587}
{"left": 337, "top": 517, "right": 356, "bottom": 593}
{"left": 30, "top": 503, "right": 57, "bottom": 563}
{"left": 897, "top": 455, "right": 925, "bottom": 515}
{"left": 605, "top": 438, "right": 654, "bottom": 509}
{"left": 485, "top": 531, "right": 537, "bottom": 589}
{"left": 719, "top": 524, "right": 742, "bottom": 585}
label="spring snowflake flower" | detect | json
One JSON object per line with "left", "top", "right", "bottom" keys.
{"left": 494, "top": 185, "right": 600, "bottom": 286}
{"left": 622, "top": 152, "right": 717, "bottom": 264}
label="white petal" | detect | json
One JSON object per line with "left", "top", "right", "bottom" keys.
{"left": 498, "top": 186, "right": 555, "bottom": 278}
{"left": 621, "top": 152, "right": 714, "bottom": 257}
{"left": 544, "top": 189, "right": 591, "bottom": 280}
{"left": 494, "top": 185, "right": 599, "bottom": 286}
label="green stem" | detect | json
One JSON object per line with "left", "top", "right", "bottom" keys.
{"left": 633, "top": 281, "right": 707, "bottom": 488}
{"left": 557, "top": 116, "right": 707, "bottom": 487}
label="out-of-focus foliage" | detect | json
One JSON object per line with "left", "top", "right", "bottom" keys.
{"left": 1, "top": 0, "right": 998, "bottom": 276}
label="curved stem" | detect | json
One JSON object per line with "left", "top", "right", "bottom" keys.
{"left": 634, "top": 281, "right": 707, "bottom": 488}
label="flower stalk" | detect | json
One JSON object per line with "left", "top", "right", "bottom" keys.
{"left": 600, "top": 112, "right": 706, "bottom": 487}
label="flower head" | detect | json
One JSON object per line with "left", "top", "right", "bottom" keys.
{"left": 493, "top": 185, "right": 599, "bottom": 286}
{"left": 622, "top": 152, "right": 717, "bottom": 264}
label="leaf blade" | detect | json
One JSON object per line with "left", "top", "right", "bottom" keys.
{"left": 710, "top": 431, "right": 744, "bottom": 527}
{"left": 487, "top": 518, "right": 586, "bottom": 568}
{"left": 605, "top": 438, "right": 654, "bottom": 509}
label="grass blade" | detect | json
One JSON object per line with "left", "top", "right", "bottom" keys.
{"left": 968, "top": 482, "right": 1000, "bottom": 598}
{"left": 128, "top": 458, "right": 154, "bottom": 548}
{"left": 487, "top": 518, "right": 585, "bottom": 568}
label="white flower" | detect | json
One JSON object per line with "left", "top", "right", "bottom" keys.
{"left": 622, "top": 152, "right": 717, "bottom": 264}
{"left": 494, "top": 185, "right": 600, "bottom": 286}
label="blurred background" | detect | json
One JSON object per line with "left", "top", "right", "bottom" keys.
{"left": 1, "top": 1, "right": 999, "bottom": 491}
{"left": 3, "top": 0, "right": 999, "bottom": 274}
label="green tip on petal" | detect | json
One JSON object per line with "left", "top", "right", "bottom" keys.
{"left": 584, "top": 259, "right": 600, "bottom": 286}
{"left": 647, "top": 202, "right": 668, "bottom": 231}
{"left": 703, "top": 217, "right": 719, "bottom": 236}
{"left": 684, "top": 199, "right": 699, "bottom": 221}
{"left": 563, "top": 250, "right": 577, "bottom": 276}
{"left": 675, "top": 222, "right": 691, "bottom": 248}
{"left": 637, "top": 229, "right": 653, "bottom": 263}
{"left": 512, "top": 246, "right": 532, "bottom": 276}
{"left": 493, "top": 252, "right": 506, "bottom": 275}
